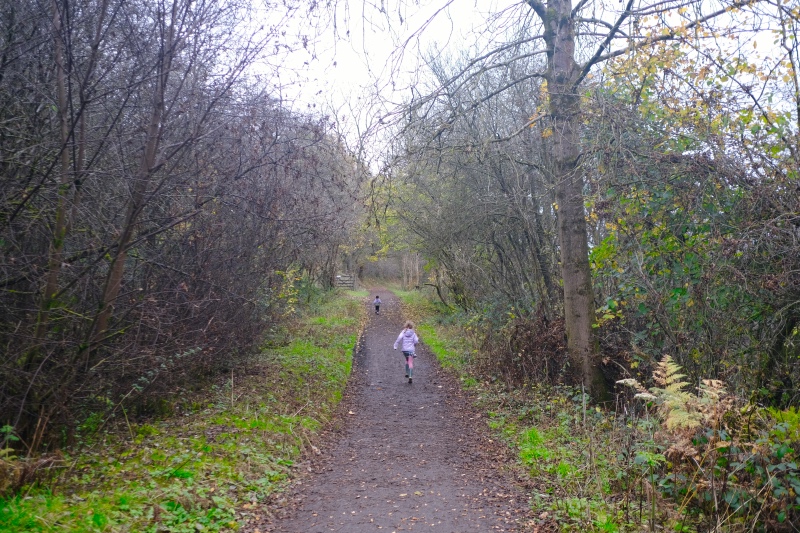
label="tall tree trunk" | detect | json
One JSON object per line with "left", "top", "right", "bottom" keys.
{"left": 537, "top": 0, "right": 610, "bottom": 401}
{"left": 31, "top": 0, "right": 71, "bottom": 358}
{"left": 530, "top": 192, "right": 555, "bottom": 319}
{"left": 93, "top": 2, "right": 178, "bottom": 344}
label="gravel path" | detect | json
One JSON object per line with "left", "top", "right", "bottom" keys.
{"left": 265, "top": 290, "right": 533, "bottom": 532}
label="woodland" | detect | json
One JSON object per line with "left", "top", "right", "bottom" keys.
{"left": 1, "top": 0, "right": 799, "bottom": 531}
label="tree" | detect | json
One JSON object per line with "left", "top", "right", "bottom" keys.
{"left": 369, "top": 0, "right": 795, "bottom": 401}
{"left": 390, "top": 47, "right": 559, "bottom": 316}
{"left": 0, "top": 0, "right": 364, "bottom": 450}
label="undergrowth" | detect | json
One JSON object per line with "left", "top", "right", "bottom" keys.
{"left": 0, "top": 289, "right": 365, "bottom": 533}
{"left": 397, "top": 287, "right": 800, "bottom": 532}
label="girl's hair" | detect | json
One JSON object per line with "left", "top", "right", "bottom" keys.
{"left": 404, "top": 321, "right": 414, "bottom": 329}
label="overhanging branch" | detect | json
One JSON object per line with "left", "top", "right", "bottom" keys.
{"left": 573, "top": 0, "right": 636, "bottom": 90}
{"left": 591, "top": 0, "right": 762, "bottom": 66}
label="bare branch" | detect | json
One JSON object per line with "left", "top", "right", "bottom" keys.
{"left": 574, "top": 0, "right": 636, "bottom": 89}
{"left": 593, "top": 0, "right": 763, "bottom": 65}
{"left": 524, "top": 0, "right": 546, "bottom": 21}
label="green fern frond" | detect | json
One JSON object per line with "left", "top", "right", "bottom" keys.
{"left": 664, "top": 382, "right": 688, "bottom": 394}
{"left": 659, "top": 390, "right": 692, "bottom": 411}
{"left": 768, "top": 406, "right": 800, "bottom": 441}
{"left": 0, "top": 448, "right": 16, "bottom": 459}
{"left": 630, "top": 355, "right": 733, "bottom": 435}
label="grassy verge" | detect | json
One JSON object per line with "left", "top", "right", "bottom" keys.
{"left": 394, "top": 288, "right": 640, "bottom": 532}
{"left": 398, "top": 289, "right": 800, "bottom": 532}
{"left": 0, "top": 290, "right": 365, "bottom": 533}
{"left": 391, "top": 289, "right": 472, "bottom": 374}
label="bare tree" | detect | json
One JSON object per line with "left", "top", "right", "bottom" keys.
{"left": 0, "top": 0, "right": 364, "bottom": 450}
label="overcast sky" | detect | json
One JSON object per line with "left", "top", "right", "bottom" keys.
{"left": 267, "top": 3, "right": 515, "bottom": 109}
{"left": 258, "top": 0, "right": 520, "bottom": 161}
{"left": 255, "top": 0, "right": 785, "bottom": 164}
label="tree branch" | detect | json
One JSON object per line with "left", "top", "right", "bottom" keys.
{"left": 524, "top": 0, "right": 546, "bottom": 21}
{"left": 571, "top": 0, "right": 593, "bottom": 18}
{"left": 591, "top": 0, "right": 762, "bottom": 65}
{"left": 578, "top": 17, "right": 630, "bottom": 37}
{"left": 573, "top": 0, "right": 636, "bottom": 90}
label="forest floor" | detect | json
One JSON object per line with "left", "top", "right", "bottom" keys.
{"left": 252, "top": 290, "right": 538, "bottom": 533}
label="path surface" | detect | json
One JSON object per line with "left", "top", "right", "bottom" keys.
{"left": 266, "top": 290, "right": 532, "bottom": 532}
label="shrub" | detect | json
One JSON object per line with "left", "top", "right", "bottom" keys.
{"left": 619, "top": 356, "right": 800, "bottom": 529}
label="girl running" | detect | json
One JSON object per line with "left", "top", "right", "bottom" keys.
{"left": 393, "top": 321, "right": 419, "bottom": 384}
{"left": 373, "top": 295, "right": 382, "bottom": 314}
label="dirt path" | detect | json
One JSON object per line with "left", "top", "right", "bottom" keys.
{"left": 266, "top": 290, "right": 532, "bottom": 532}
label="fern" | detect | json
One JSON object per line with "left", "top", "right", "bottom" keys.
{"left": 618, "top": 355, "right": 728, "bottom": 433}
{"left": 617, "top": 378, "right": 654, "bottom": 400}
{"left": 651, "top": 356, "right": 700, "bottom": 431}
{"left": 652, "top": 355, "right": 687, "bottom": 389}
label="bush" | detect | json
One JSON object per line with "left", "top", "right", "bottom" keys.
{"left": 619, "top": 356, "right": 800, "bottom": 530}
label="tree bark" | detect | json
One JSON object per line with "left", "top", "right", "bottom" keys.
{"left": 93, "top": 1, "right": 178, "bottom": 343}
{"left": 534, "top": 0, "right": 610, "bottom": 401}
{"left": 30, "top": 0, "right": 71, "bottom": 364}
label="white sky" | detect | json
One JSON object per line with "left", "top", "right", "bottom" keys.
{"left": 267, "top": 1, "right": 520, "bottom": 148}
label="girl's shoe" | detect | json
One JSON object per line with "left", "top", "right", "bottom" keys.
{"left": 408, "top": 377, "right": 412, "bottom": 384}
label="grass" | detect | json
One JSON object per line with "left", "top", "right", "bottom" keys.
{"left": 0, "top": 290, "right": 364, "bottom": 533}
{"left": 393, "top": 288, "right": 473, "bottom": 374}
{"left": 394, "top": 288, "right": 640, "bottom": 532}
